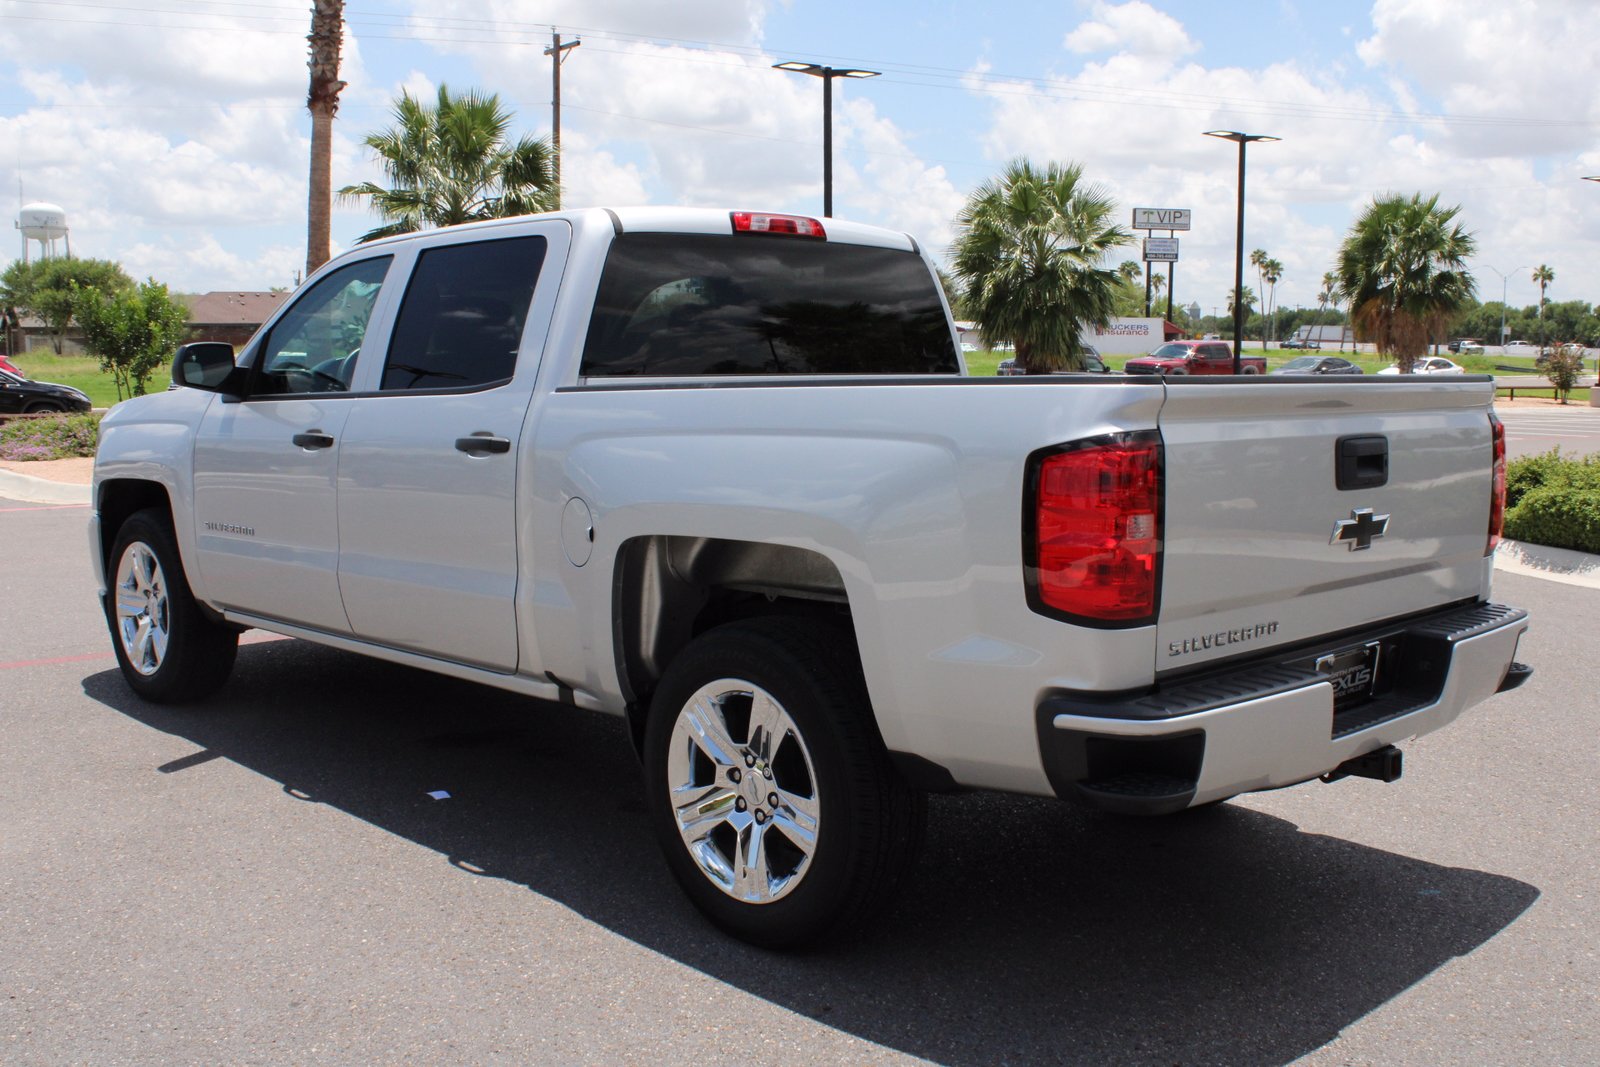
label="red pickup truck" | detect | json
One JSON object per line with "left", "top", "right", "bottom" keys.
{"left": 1124, "top": 340, "right": 1266, "bottom": 375}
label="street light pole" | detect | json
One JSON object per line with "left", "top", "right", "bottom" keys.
{"left": 774, "top": 61, "right": 881, "bottom": 217}
{"left": 1482, "top": 264, "right": 1526, "bottom": 350}
{"left": 1205, "top": 130, "right": 1279, "bottom": 373}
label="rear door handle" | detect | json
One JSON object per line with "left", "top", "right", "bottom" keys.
{"left": 292, "top": 431, "right": 335, "bottom": 450}
{"left": 455, "top": 435, "right": 511, "bottom": 456}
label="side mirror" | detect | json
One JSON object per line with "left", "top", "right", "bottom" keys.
{"left": 172, "top": 342, "right": 243, "bottom": 393}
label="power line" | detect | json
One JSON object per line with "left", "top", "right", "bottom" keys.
{"left": 6, "top": 1, "right": 1594, "bottom": 132}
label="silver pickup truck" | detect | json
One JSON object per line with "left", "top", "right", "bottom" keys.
{"left": 91, "top": 207, "right": 1530, "bottom": 946}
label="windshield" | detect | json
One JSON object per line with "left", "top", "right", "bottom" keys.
{"left": 1147, "top": 343, "right": 1190, "bottom": 358}
{"left": 1279, "top": 356, "right": 1318, "bottom": 371}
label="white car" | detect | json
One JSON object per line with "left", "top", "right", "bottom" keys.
{"left": 1377, "top": 357, "right": 1464, "bottom": 375}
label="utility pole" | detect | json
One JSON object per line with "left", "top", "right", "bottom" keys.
{"left": 543, "top": 30, "right": 580, "bottom": 210}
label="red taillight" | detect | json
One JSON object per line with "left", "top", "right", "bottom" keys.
{"left": 730, "top": 211, "right": 826, "bottom": 238}
{"left": 1025, "top": 432, "right": 1162, "bottom": 626}
{"left": 1488, "top": 411, "right": 1506, "bottom": 554}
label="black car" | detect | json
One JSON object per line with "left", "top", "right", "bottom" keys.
{"left": 996, "top": 348, "right": 1109, "bottom": 375}
{"left": 1270, "top": 355, "right": 1363, "bottom": 375}
{"left": 0, "top": 369, "right": 93, "bottom": 414}
{"left": 1280, "top": 338, "right": 1321, "bottom": 350}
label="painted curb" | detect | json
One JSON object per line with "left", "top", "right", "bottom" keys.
{"left": 0, "top": 469, "right": 91, "bottom": 506}
{"left": 1495, "top": 538, "right": 1600, "bottom": 590}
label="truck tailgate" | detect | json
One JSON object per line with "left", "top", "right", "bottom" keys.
{"left": 1155, "top": 378, "right": 1497, "bottom": 673}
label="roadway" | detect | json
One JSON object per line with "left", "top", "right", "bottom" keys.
{"left": 1, "top": 495, "right": 1595, "bottom": 1064}
{"left": 1495, "top": 398, "right": 1600, "bottom": 460}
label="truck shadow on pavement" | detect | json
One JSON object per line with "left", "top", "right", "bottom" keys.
{"left": 85, "top": 639, "right": 1539, "bottom": 1067}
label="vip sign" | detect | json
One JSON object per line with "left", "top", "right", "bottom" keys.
{"left": 1132, "top": 208, "right": 1191, "bottom": 231}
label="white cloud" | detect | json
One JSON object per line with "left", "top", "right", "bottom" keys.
{"left": 1064, "top": 1, "right": 1198, "bottom": 62}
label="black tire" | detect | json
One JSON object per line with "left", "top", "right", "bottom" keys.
{"left": 23, "top": 402, "right": 64, "bottom": 414}
{"left": 643, "top": 617, "right": 925, "bottom": 948}
{"left": 104, "top": 508, "right": 238, "bottom": 702}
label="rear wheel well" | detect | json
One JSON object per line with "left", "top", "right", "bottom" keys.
{"left": 614, "top": 535, "right": 854, "bottom": 755}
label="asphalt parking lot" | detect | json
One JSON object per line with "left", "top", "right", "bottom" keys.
{"left": 2, "top": 497, "right": 1596, "bottom": 1065}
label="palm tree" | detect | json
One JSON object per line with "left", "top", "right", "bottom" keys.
{"left": 1320, "top": 270, "right": 1343, "bottom": 350}
{"left": 1249, "top": 248, "right": 1268, "bottom": 316}
{"left": 1118, "top": 259, "right": 1142, "bottom": 285}
{"left": 1227, "top": 285, "right": 1257, "bottom": 319}
{"left": 305, "top": 0, "right": 346, "bottom": 276}
{"left": 1532, "top": 264, "right": 1554, "bottom": 351}
{"left": 340, "top": 86, "right": 557, "bottom": 243}
{"left": 951, "top": 159, "right": 1130, "bottom": 373}
{"left": 1263, "top": 257, "right": 1283, "bottom": 343}
{"left": 1333, "top": 193, "right": 1477, "bottom": 372}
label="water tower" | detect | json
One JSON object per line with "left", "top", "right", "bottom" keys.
{"left": 17, "top": 202, "right": 71, "bottom": 262}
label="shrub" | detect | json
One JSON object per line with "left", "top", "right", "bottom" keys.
{"left": 0, "top": 413, "right": 100, "bottom": 460}
{"left": 1542, "top": 345, "right": 1585, "bottom": 403}
{"left": 1504, "top": 485, "right": 1600, "bottom": 555}
{"left": 1504, "top": 447, "right": 1600, "bottom": 509}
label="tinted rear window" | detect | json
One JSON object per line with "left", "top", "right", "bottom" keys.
{"left": 580, "top": 234, "right": 959, "bottom": 377}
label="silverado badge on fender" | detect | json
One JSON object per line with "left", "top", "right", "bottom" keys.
{"left": 1331, "top": 508, "right": 1389, "bottom": 551}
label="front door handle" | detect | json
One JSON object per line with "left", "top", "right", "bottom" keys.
{"left": 292, "top": 431, "right": 335, "bottom": 450}
{"left": 455, "top": 434, "right": 511, "bottom": 456}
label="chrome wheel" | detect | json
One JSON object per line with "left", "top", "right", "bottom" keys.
{"left": 666, "top": 678, "right": 820, "bottom": 904}
{"left": 114, "top": 541, "right": 169, "bottom": 676}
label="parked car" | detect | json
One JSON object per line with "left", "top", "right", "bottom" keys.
{"left": 0, "top": 368, "right": 93, "bottom": 414}
{"left": 1271, "top": 355, "right": 1363, "bottom": 376}
{"left": 1377, "top": 357, "right": 1464, "bottom": 376}
{"left": 1447, "top": 339, "right": 1484, "bottom": 355}
{"left": 1280, "top": 338, "right": 1321, "bottom": 350}
{"left": 1124, "top": 340, "right": 1266, "bottom": 375}
{"left": 996, "top": 347, "right": 1108, "bottom": 375}
{"left": 0, "top": 354, "right": 22, "bottom": 377}
{"left": 1504, "top": 340, "right": 1536, "bottom": 355}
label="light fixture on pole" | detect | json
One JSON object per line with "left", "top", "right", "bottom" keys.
{"left": 1481, "top": 264, "right": 1526, "bottom": 350}
{"left": 774, "top": 61, "right": 881, "bottom": 217}
{"left": 1204, "top": 130, "right": 1280, "bottom": 374}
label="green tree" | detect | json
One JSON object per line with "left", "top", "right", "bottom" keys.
{"left": 305, "top": 0, "right": 347, "bottom": 275}
{"left": 1, "top": 257, "right": 133, "bottom": 354}
{"left": 1262, "top": 257, "right": 1283, "bottom": 341}
{"left": 1117, "top": 259, "right": 1142, "bottom": 284}
{"left": 951, "top": 159, "right": 1130, "bottom": 373}
{"left": 73, "top": 279, "right": 190, "bottom": 400}
{"left": 1531, "top": 264, "right": 1554, "bottom": 349}
{"left": 340, "top": 85, "right": 557, "bottom": 243}
{"left": 1333, "top": 193, "right": 1477, "bottom": 371}
{"left": 1227, "top": 285, "right": 1257, "bottom": 318}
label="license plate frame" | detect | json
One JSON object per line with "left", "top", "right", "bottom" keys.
{"left": 1314, "top": 641, "right": 1382, "bottom": 713}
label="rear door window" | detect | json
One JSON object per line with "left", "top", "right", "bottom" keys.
{"left": 381, "top": 235, "right": 547, "bottom": 391}
{"left": 580, "top": 233, "right": 959, "bottom": 377}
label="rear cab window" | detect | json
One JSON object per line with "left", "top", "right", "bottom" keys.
{"left": 579, "top": 233, "right": 959, "bottom": 377}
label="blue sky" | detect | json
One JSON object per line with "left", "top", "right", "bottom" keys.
{"left": 2, "top": 0, "right": 1596, "bottom": 317}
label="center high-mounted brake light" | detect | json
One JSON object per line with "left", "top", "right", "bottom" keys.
{"left": 1488, "top": 411, "right": 1506, "bottom": 555}
{"left": 730, "top": 211, "right": 826, "bottom": 238}
{"left": 1024, "top": 431, "right": 1163, "bottom": 627}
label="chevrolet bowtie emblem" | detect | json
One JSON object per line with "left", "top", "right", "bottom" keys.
{"left": 1331, "top": 508, "right": 1389, "bottom": 551}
